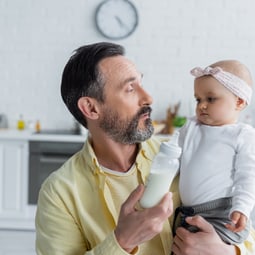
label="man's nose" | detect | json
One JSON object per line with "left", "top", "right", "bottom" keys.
{"left": 138, "top": 86, "right": 153, "bottom": 106}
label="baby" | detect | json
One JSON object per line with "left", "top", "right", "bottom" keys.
{"left": 175, "top": 60, "right": 255, "bottom": 244}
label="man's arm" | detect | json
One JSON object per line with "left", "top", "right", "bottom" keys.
{"left": 36, "top": 183, "right": 132, "bottom": 255}
{"left": 172, "top": 216, "right": 254, "bottom": 255}
{"left": 36, "top": 183, "right": 173, "bottom": 255}
{"left": 115, "top": 184, "right": 173, "bottom": 253}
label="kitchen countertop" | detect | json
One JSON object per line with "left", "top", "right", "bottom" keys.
{"left": 0, "top": 129, "right": 86, "bottom": 142}
{"left": 0, "top": 129, "right": 170, "bottom": 143}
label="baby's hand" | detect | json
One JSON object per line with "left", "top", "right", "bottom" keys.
{"left": 225, "top": 211, "right": 247, "bottom": 232}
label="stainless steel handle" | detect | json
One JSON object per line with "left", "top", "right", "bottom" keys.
{"left": 39, "top": 155, "right": 69, "bottom": 164}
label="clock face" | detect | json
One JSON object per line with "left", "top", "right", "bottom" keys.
{"left": 95, "top": 0, "right": 139, "bottom": 40}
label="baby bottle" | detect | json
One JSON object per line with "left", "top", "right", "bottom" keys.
{"left": 140, "top": 132, "right": 182, "bottom": 208}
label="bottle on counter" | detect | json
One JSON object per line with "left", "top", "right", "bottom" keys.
{"left": 140, "top": 131, "right": 182, "bottom": 208}
{"left": 35, "top": 120, "right": 41, "bottom": 133}
{"left": 17, "top": 114, "right": 25, "bottom": 130}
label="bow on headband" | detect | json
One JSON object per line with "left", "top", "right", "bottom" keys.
{"left": 190, "top": 66, "right": 252, "bottom": 105}
{"left": 191, "top": 66, "right": 222, "bottom": 77}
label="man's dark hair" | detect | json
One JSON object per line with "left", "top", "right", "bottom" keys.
{"left": 61, "top": 42, "right": 125, "bottom": 128}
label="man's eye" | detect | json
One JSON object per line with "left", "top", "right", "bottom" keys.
{"left": 127, "top": 84, "right": 134, "bottom": 92}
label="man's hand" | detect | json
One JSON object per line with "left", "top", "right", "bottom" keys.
{"left": 114, "top": 184, "right": 173, "bottom": 253}
{"left": 172, "top": 215, "right": 237, "bottom": 255}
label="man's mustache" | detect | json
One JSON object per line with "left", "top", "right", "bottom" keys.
{"left": 136, "top": 106, "right": 152, "bottom": 118}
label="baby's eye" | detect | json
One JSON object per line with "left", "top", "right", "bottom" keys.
{"left": 207, "top": 97, "right": 216, "bottom": 103}
{"left": 195, "top": 98, "right": 201, "bottom": 104}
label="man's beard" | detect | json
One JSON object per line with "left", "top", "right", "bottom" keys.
{"left": 99, "top": 106, "right": 154, "bottom": 144}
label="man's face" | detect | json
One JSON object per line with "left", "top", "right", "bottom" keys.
{"left": 98, "top": 55, "right": 154, "bottom": 144}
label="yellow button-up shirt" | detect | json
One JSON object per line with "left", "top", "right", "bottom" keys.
{"left": 35, "top": 136, "right": 255, "bottom": 255}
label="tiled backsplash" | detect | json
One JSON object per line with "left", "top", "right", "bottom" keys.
{"left": 1, "top": 0, "right": 255, "bottom": 129}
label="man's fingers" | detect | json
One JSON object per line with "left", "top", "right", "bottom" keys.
{"left": 157, "top": 192, "right": 173, "bottom": 214}
{"left": 185, "top": 215, "right": 215, "bottom": 233}
{"left": 121, "top": 184, "right": 144, "bottom": 214}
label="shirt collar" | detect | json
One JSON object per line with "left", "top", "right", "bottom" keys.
{"left": 81, "top": 135, "right": 162, "bottom": 175}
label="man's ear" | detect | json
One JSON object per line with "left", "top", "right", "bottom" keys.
{"left": 78, "top": 97, "right": 100, "bottom": 120}
{"left": 236, "top": 97, "right": 246, "bottom": 110}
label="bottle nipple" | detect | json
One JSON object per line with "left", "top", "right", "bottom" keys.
{"left": 170, "top": 131, "right": 179, "bottom": 144}
{"left": 161, "top": 131, "right": 182, "bottom": 158}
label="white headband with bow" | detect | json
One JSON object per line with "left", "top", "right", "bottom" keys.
{"left": 190, "top": 66, "right": 252, "bottom": 105}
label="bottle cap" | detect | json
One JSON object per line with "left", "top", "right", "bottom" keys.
{"left": 160, "top": 131, "right": 182, "bottom": 158}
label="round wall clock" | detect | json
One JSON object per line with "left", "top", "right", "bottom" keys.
{"left": 95, "top": 0, "right": 139, "bottom": 40}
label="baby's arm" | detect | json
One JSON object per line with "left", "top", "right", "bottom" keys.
{"left": 225, "top": 211, "right": 247, "bottom": 232}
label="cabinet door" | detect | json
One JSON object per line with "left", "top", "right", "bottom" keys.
{"left": 0, "top": 140, "right": 28, "bottom": 219}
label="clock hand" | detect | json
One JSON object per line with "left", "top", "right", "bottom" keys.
{"left": 115, "top": 16, "right": 129, "bottom": 31}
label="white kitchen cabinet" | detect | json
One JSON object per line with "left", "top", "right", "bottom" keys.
{"left": 0, "top": 130, "right": 85, "bottom": 230}
{"left": 0, "top": 139, "right": 34, "bottom": 229}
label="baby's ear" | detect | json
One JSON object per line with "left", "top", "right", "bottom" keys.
{"left": 236, "top": 97, "right": 247, "bottom": 110}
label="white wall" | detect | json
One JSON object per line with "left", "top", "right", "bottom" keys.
{"left": 1, "top": 0, "right": 255, "bottom": 129}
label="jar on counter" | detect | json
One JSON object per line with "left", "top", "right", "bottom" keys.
{"left": 35, "top": 120, "right": 41, "bottom": 133}
{"left": 17, "top": 114, "right": 25, "bottom": 130}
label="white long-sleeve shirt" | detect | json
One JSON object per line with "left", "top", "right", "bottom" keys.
{"left": 179, "top": 117, "right": 255, "bottom": 218}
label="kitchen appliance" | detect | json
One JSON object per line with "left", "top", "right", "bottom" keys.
{"left": 28, "top": 140, "right": 83, "bottom": 204}
{"left": 34, "top": 128, "right": 81, "bottom": 135}
{"left": 0, "top": 114, "right": 8, "bottom": 128}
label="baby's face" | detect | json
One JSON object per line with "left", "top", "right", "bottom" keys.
{"left": 194, "top": 76, "right": 240, "bottom": 126}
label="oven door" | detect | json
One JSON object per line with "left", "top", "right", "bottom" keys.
{"left": 28, "top": 141, "right": 83, "bottom": 205}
